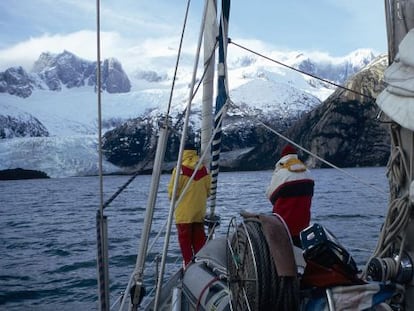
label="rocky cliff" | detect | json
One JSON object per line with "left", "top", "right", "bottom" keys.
{"left": 0, "top": 49, "right": 385, "bottom": 177}
{"left": 0, "top": 51, "right": 131, "bottom": 98}
{"left": 101, "top": 55, "right": 390, "bottom": 172}
{"left": 284, "top": 54, "right": 390, "bottom": 168}
{"left": 0, "top": 105, "right": 49, "bottom": 138}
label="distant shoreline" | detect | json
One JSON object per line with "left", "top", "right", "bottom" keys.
{"left": 0, "top": 168, "right": 50, "bottom": 180}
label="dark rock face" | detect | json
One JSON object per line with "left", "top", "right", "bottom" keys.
{"left": 285, "top": 55, "right": 390, "bottom": 168}
{"left": 101, "top": 55, "right": 390, "bottom": 171}
{"left": 219, "top": 113, "right": 297, "bottom": 171}
{"left": 0, "top": 51, "right": 131, "bottom": 97}
{"left": 102, "top": 117, "right": 158, "bottom": 167}
{"left": 102, "top": 114, "right": 197, "bottom": 169}
{"left": 0, "top": 112, "right": 49, "bottom": 138}
{"left": 101, "top": 58, "right": 131, "bottom": 93}
{"left": 0, "top": 168, "right": 49, "bottom": 180}
{"left": 134, "top": 70, "right": 167, "bottom": 83}
{"left": 295, "top": 50, "right": 376, "bottom": 84}
{"left": 33, "top": 50, "right": 94, "bottom": 90}
{"left": 101, "top": 110, "right": 300, "bottom": 171}
{"left": 0, "top": 67, "right": 35, "bottom": 98}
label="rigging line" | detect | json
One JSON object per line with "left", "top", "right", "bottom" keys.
{"left": 166, "top": 0, "right": 192, "bottom": 116}
{"left": 103, "top": 4, "right": 217, "bottom": 210}
{"left": 102, "top": 126, "right": 160, "bottom": 209}
{"left": 96, "top": 0, "right": 104, "bottom": 214}
{"left": 103, "top": 0, "right": 195, "bottom": 211}
{"left": 102, "top": 44, "right": 218, "bottom": 210}
{"left": 228, "top": 100, "right": 385, "bottom": 194}
{"left": 101, "top": 9, "right": 218, "bottom": 211}
{"left": 102, "top": 170, "right": 142, "bottom": 209}
{"left": 95, "top": 1, "right": 110, "bottom": 311}
{"left": 173, "top": 40, "right": 218, "bottom": 128}
{"left": 103, "top": 0, "right": 199, "bottom": 210}
{"left": 121, "top": 110, "right": 226, "bottom": 301}
{"left": 210, "top": 2, "right": 230, "bottom": 218}
{"left": 174, "top": 102, "right": 228, "bottom": 210}
{"left": 229, "top": 39, "right": 376, "bottom": 101}
{"left": 167, "top": 21, "right": 218, "bottom": 129}
{"left": 154, "top": 0, "right": 212, "bottom": 306}
{"left": 130, "top": 122, "right": 224, "bottom": 295}
{"left": 138, "top": 103, "right": 227, "bottom": 269}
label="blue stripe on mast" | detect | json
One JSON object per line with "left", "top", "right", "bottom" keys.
{"left": 209, "top": 0, "right": 230, "bottom": 216}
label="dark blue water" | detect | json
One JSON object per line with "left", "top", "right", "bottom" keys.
{"left": 0, "top": 167, "right": 389, "bottom": 310}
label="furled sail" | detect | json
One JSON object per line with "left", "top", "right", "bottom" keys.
{"left": 201, "top": 0, "right": 218, "bottom": 165}
{"left": 373, "top": 1, "right": 414, "bottom": 309}
{"left": 376, "top": 28, "right": 414, "bottom": 131}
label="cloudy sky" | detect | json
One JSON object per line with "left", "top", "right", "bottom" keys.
{"left": 0, "top": 0, "right": 387, "bottom": 71}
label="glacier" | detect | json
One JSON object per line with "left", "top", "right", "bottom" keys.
{"left": 0, "top": 48, "right": 377, "bottom": 178}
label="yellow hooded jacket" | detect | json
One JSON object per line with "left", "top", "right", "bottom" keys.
{"left": 168, "top": 150, "right": 211, "bottom": 224}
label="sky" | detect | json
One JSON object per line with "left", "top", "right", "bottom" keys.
{"left": 0, "top": 0, "right": 387, "bottom": 72}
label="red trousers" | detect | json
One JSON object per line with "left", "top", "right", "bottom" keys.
{"left": 176, "top": 223, "right": 206, "bottom": 265}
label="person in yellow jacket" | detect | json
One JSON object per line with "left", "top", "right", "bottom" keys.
{"left": 168, "top": 142, "right": 211, "bottom": 266}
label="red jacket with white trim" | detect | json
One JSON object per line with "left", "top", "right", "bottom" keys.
{"left": 266, "top": 154, "right": 314, "bottom": 237}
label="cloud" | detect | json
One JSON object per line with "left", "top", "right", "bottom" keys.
{"left": 0, "top": 0, "right": 386, "bottom": 74}
{"left": 0, "top": 31, "right": 154, "bottom": 71}
{"left": 0, "top": 0, "right": 198, "bottom": 71}
{"left": 0, "top": 31, "right": 97, "bottom": 71}
{"left": 0, "top": 29, "right": 199, "bottom": 75}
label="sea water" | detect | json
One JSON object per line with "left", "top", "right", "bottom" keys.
{"left": 0, "top": 167, "right": 389, "bottom": 310}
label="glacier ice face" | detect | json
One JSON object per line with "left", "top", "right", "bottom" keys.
{"left": 0, "top": 49, "right": 377, "bottom": 177}
{"left": 0, "top": 136, "right": 119, "bottom": 178}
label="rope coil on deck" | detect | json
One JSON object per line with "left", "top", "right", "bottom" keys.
{"left": 364, "top": 125, "right": 413, "bottom": 284}
{"left": 227, "top": 216, "right": 299, "bottom": 310}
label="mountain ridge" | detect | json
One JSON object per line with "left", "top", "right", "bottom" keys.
{"left": 0, "top": 50, "right": 131, "bottom": 98}
{"left": 0, "top": 48, "right": 381, "bottom": 177}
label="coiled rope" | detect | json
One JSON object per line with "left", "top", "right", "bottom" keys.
{"left": 363, "top": 125, "right": 412, "bottom": 277}
{"left": 227, "top": 218, "right": 299, "bottom": 310}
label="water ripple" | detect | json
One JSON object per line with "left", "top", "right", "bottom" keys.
{"left": 0, "top": 168, "right": 389, "bottom": 310}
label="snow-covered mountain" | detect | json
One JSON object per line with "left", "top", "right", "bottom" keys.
{"left": 0, "top": 49, "right": 377, "bottom": 177}
{"left": 0, "top": 103, "right": 49, "bottom": 138}
{"left": 293, "top": 49, "right": 376, "bottom": 84}
{"left": 0, "top": 50, "right": 131, "bottom": 98}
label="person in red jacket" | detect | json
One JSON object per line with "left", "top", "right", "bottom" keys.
{"left": 168, "top": 142, "right": 211, "bottom": 266}
{"left": 266, "top": 144, "right": 314, "bottom": 247}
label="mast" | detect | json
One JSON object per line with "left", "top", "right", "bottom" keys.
{"left": 153, "top": 0, "right": 212, "bottom": 308}
{"left": 384, "top": 0, "right": 414, "bottom": 63}
{"left": 127, "top": 0, "right": 193, "bottom": 308}
{"left": 95, "top": 0, "right": 110, "bottom": 310}
{"left": 208, "top": 0, "right": 230, "bottom": 220}
{"left": 373, "top": 1, "right": 414, "bottom": 309}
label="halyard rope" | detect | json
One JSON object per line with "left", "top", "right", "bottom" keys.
{"left": 229, "top": 39, "right": 376, "bottom": 101}
{"left": 97, "top": 19, "right": 405, "bottom": 310}
{"left": 227, "top": 99, "right": 386, "bottom": 194}
{"left": 362, "top": 125, "right": 412, "bottom": 278}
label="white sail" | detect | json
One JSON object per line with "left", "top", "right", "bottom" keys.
{"left": 377, "top": 29, "right": 414, "bottom": 131}
{"left": 373, "top": 1, "right": 414, "bottom": 309}
{"left": 201, "top": 0, "right": 218, "bottom": 166}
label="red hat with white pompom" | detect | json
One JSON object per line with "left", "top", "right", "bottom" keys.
{"left": 281, "top": 144, "right": 297, "bottom": 157}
